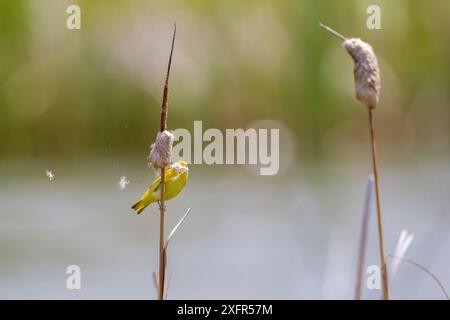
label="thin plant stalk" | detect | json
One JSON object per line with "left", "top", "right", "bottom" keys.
{"left": 157, "top": 24, "right": 176, "bottom": 300}
{"left": 355, "top": 175, "right": 374, "bottom": 300}
{"left": 319, "top": 23, "right": 347, "bottom": 41}
{"left": 320, "top": 23, "right": 389, "bottom": 300}
{"left": 368, "top": 108, "right": 389, "bottom": 300}
{"left": 158, "top": 180, "right": 165, "bottom": 300}
{"left": 388, "top": 254, "right": 450, "bottom": 300}
{"left": 161, "top": 207, "right": 191, "bottom": 299}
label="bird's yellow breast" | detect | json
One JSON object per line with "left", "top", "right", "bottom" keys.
{"left": 153, "top": 170, "right": 188, "bottom": 201}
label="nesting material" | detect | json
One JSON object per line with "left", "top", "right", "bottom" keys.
{"left": 149, "top": 130, "right": 174, "bottom": 170}
{"left": 343, "top": 38, "right": 381, "bottom": 109}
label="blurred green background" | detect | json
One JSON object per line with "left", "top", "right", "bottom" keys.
{"left": 1, "top": 0, "right": 449, "bottom": 162}
{"left": 1, "top": 0, "right": 450, "bottom": 299}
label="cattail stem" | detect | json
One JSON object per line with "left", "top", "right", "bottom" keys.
{"left": 368, "top": 107, "right": 389, "bottom": 300}
{"left": 157, "top": 23, "right": 176, "bottom": 301}
{"left": 320, "top": 22, "right": 385, "bottom": 299}
{"left": 355, "top": 175, "right": 374, "bottom": 300}
{"left": 158, "top": 179, "right": 166, "bottom": 300}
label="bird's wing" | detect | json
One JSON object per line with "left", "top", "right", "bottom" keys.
{"left": 151, "top": 167, "right": 178, "bottom": 193}
{"left": 147, "top": 175, "right": 161, "bottom": 194}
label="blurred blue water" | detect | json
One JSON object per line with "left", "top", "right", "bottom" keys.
{"left": 0, "top": 158, "right": 449, "bottom": 299}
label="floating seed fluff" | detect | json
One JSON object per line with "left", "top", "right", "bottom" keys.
{"left": 343, "top": 38, "right": 381, "bottom": 109}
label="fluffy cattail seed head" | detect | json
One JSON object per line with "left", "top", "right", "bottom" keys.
{"left": 149, "top": 130, "right": 174, "bottom": 170}
{"left": 343, "top": 38, "right": 381, "bottom": 109}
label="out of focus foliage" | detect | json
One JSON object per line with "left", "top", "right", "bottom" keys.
{"left": 0, "top": 0, "right": 449, "bottom": 160}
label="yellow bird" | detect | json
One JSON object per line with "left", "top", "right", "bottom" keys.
{"left": 131, "top": 160, "right": 189, "bottom": 214}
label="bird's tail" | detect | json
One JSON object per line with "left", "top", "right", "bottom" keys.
{"left": 131, "top": 199, "right": 148, "bottom": 214}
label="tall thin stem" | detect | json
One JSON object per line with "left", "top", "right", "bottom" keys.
{"left": 355, "top": 175, "right": 374, "bottom": 300}
{"left": 158, "top": 179, "right": 165, "bottom": 300}
{"left": 158, "top": 23, "right": 176, "bottom": 301}
{"left": 368, "top": 108, "right": 389, "bottom": 300}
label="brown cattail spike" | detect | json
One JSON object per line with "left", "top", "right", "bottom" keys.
{"left": 158, "top": 24, "right": 176, "bottom": 301}
{"left": 343, "top": 38, "right": 381, "bottom": 109}
{"left": 320, "top": 23, "right": 388, "bottom": 299}
{"left": 160, "top": 23, "right": 176, "bottom": 133}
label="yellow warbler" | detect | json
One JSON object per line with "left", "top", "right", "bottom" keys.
{"left": 131, "top": 160, "right": 189, "bottom": 214}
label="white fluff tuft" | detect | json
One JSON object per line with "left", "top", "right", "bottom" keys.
{"left": 343, "top": 38, "right": 381, "bottom": 109}
{"left": 149, "top": 130, "right": 174, "bottom": 170}
{"left": 390, "top": 229, "right": 415, "bottom": 280}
